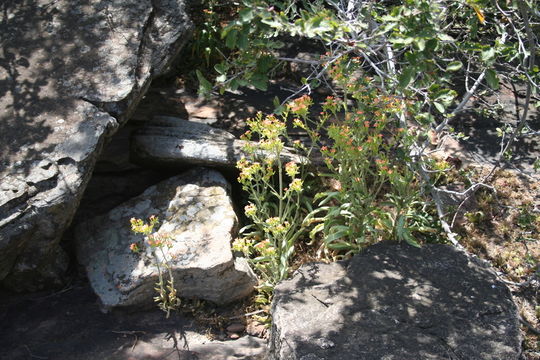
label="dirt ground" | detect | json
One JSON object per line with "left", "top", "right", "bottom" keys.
{"left": 0, "top": 274, "right": 266, "bottom": 360}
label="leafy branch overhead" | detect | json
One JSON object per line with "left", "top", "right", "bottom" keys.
{"left": 195, "top": 0, "right": 539, "bottom": 245}
{"left": 199, "top": 0, "right": 538, "bottom": 116}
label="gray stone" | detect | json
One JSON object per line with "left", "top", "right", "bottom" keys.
{"left": 270, "top": 242, "right": 522, "bottom": 360}
{"left": 0, "top": 0, "right": 192, "bottom": 290}
{"left": 131, "top": 117, "right": 308, "bottom": 169}
{"left": 75, "top": 168, "right": 257, "bottom": 308}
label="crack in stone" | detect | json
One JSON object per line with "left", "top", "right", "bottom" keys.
{"left": 135, "top": 0, "right": 156, "bottom": 83}
{"left": 78, "top": 0, "right": 154, "bottom": 121}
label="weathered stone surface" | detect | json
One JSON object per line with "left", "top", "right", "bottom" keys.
{"left": 270, "top": 242, "right": 522, "bottom": 360}
{"left": 131, "top": 117, "right": 307, "bottom": 169}
{"left": 75, "top": 168, "right": 257, "bottom": 308}
{"left": 0, "top": 0, "right": 192, "bottom": 290}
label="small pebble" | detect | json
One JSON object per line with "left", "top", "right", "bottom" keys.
{"left": 246, "top": 322, "right": 267, "bottom": 338}
{"left": 226, "top": 323, "right": 245, "bottom": 333}
{"left": 228, "top": 332, "right": 240, "bottom": 339}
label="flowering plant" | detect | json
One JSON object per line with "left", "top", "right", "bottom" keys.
{"left": 233, "top": 108, "right": 313, "bottom": 286}
{"left": 302, "top": 61, "right": 437, "bottom": 253}
{"left": 130, "top": 216, "right": 180, "bottom": 317}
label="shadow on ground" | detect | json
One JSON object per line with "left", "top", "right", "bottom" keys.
{"left": 0, "top": 278, "right": 266, "bottom": 360}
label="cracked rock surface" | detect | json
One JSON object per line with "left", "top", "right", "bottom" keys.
{"left": 75, "top": 168, "right": 257, "bottom": 308}
{"left": 0, "top": 0, "right": 192, "bottom": 290}
{"left": 270, "top": 242, "right": 522, "bottom": 360}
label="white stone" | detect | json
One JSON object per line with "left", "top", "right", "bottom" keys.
{"left": 75, "top": 168, "right": 257, "bottom": 308}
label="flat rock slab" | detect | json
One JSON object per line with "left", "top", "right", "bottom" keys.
{"left": 131, "top": 117, "right": 308, "bottom": 169}
{"left": 75, "top": 168, "right": 257, "bottom": 308}
{"left": 0, "top": 0, "right": 192, "bottom": 290}
{"left": 270, "top": 242, "right": 522, "bottom": 360}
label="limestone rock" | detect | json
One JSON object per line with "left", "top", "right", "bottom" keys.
{"left": 0, "top": 0, "right": 192, "bottom": 290}
{"left": 131, "top": 117, "right": 307, "bottom": 169}
{"left": 270, "top": 242, "right": 522, "bottom": 360}
{"left": 75, "top": 168, "right": 257, "bottom": 308}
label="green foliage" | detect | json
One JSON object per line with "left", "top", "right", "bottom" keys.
{"left": 234, "top": 62, "right": 441, "bottom": 287}
{"left": 298, "top": 61, "right": 437, "bottom": 253}
{"left": 193, "top": 0, "right": 538, "bottom": 123}
{"left": 193, "top": 0, "right": 537, "bottom": 296}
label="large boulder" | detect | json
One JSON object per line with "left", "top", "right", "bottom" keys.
{"left": 270, "top": 242, "right": 522, "bottom": 360}
{"left": 0, "top": 0, "right": 192, "bottom": 290}
{"left": 75, "top": 168, "right": 257, "bottom": 308}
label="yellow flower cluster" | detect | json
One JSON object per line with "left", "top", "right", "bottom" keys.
{"left": 264, "top": 217, "right": 290, "bottom": 235}
{"left": 246, "top": 113, "right": 286, "bottom": 140}
{"left": 285, "top": 161, "right": 299, "bottom": 177}
{"left": 130, "top": 215, "right": 158, "bottom": 235}
{"left": 245, "top": 203, "right": 257, "bottom": 218}
{"left": 288, "top": 178, "right": 303, "bottom": 192}
{"left": 237, "top": 158, "right": 263, "bottom": 183}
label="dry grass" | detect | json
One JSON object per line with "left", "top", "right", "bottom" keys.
{"left": 447, "top": 165, "right": 540, "bottom": 357}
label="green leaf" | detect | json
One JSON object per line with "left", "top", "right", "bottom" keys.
{"left": 220, "top": 22, "right": 236, "bottom": 38}
{"left": 225, "top": 28, "right": 238, "bottom": 49}
{"left": 324, "top": 230, "right": 349, "bottom": 243}
{"left": 446, "top": 61, "right": 463, "bottom": 72}
{"left": 318, "top": 192, "right": 340, "bottom": 206}
{"left": 238, "top": 29, "right": 249, "bottom": 50}
{"left": 434, "top": 102, "right": 445, "bottom": 113}
{"left": 214, "top": 63, "right": 227, "bottom": 75}
{"left": 438, "top": 33, "right": 455, "bottom": 42}
{"left": 481, "top": 48, "right": 495, "bottom": 64}
{"left": 195, "top": 70, "right": 212, "bottom": 96}
{"left": 273, "top": 96, "right": 280, "bottom": 109}
{"left": 390, "top": 37, "right": 415, "bottom": 45}
{"left": 250, "top": 74, "right": 268, "bottom": 91}
{"left": 485, "top": 69, "right": 499, "bottom": 89}
{"left": 433, "top": 88, "right": 457, "bottom": 105}
{"left": 377, "top": 22, "right": 397, "bottom": 35}
{"left": 425, "top": 38, "right": 438, "bottom": 52}
{"left": 237, "top": 78, "right": 249, "bottom": 87}
{"left": 396, "top": 215, "right": 406, "bottom": 239}
{"left": 273, "top": 96, "right": 286, "bottom": 114}
{"left": 415, "top": 112, "right": 435, "bottom": 125}
{"left": 229, "top": 78, "right": 239, "bottom": 91}
{"left": 403, "top": 231, "right": 421, "bottom": 247}
{"left": 256, "top": 56, "right": 274, "bottom": 72}
{"left": 398, "top": 66, "right": 416, "bottom": 88}
{"left": 380, "top": 15, "right": 401, "bottom": 22}
{"left": 415, "top": 38, "right": 426, "bottom": 51}
{"left": 327, "top": 242, "right": 355, "bottom": 250}
{"left": 309, "top": 223, "right": 325, "bottom": 240}
{"left": 238, "top": 8, "right": 254, "bottom": 22}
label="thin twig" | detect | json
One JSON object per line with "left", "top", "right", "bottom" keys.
{"left": 277, "top": 57, "right": 321, "bottom": 65}
{"left": 112, "top": 330, "right": 146, "bottom": 351}
{"left": 520, "top": 316, "right": 540, "bottom": 335}
{"left": 228, "top": 309, "right": 266, "bottom": 320}
{"left": 23, "top": 345, "right": 48, "bottom": 360}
